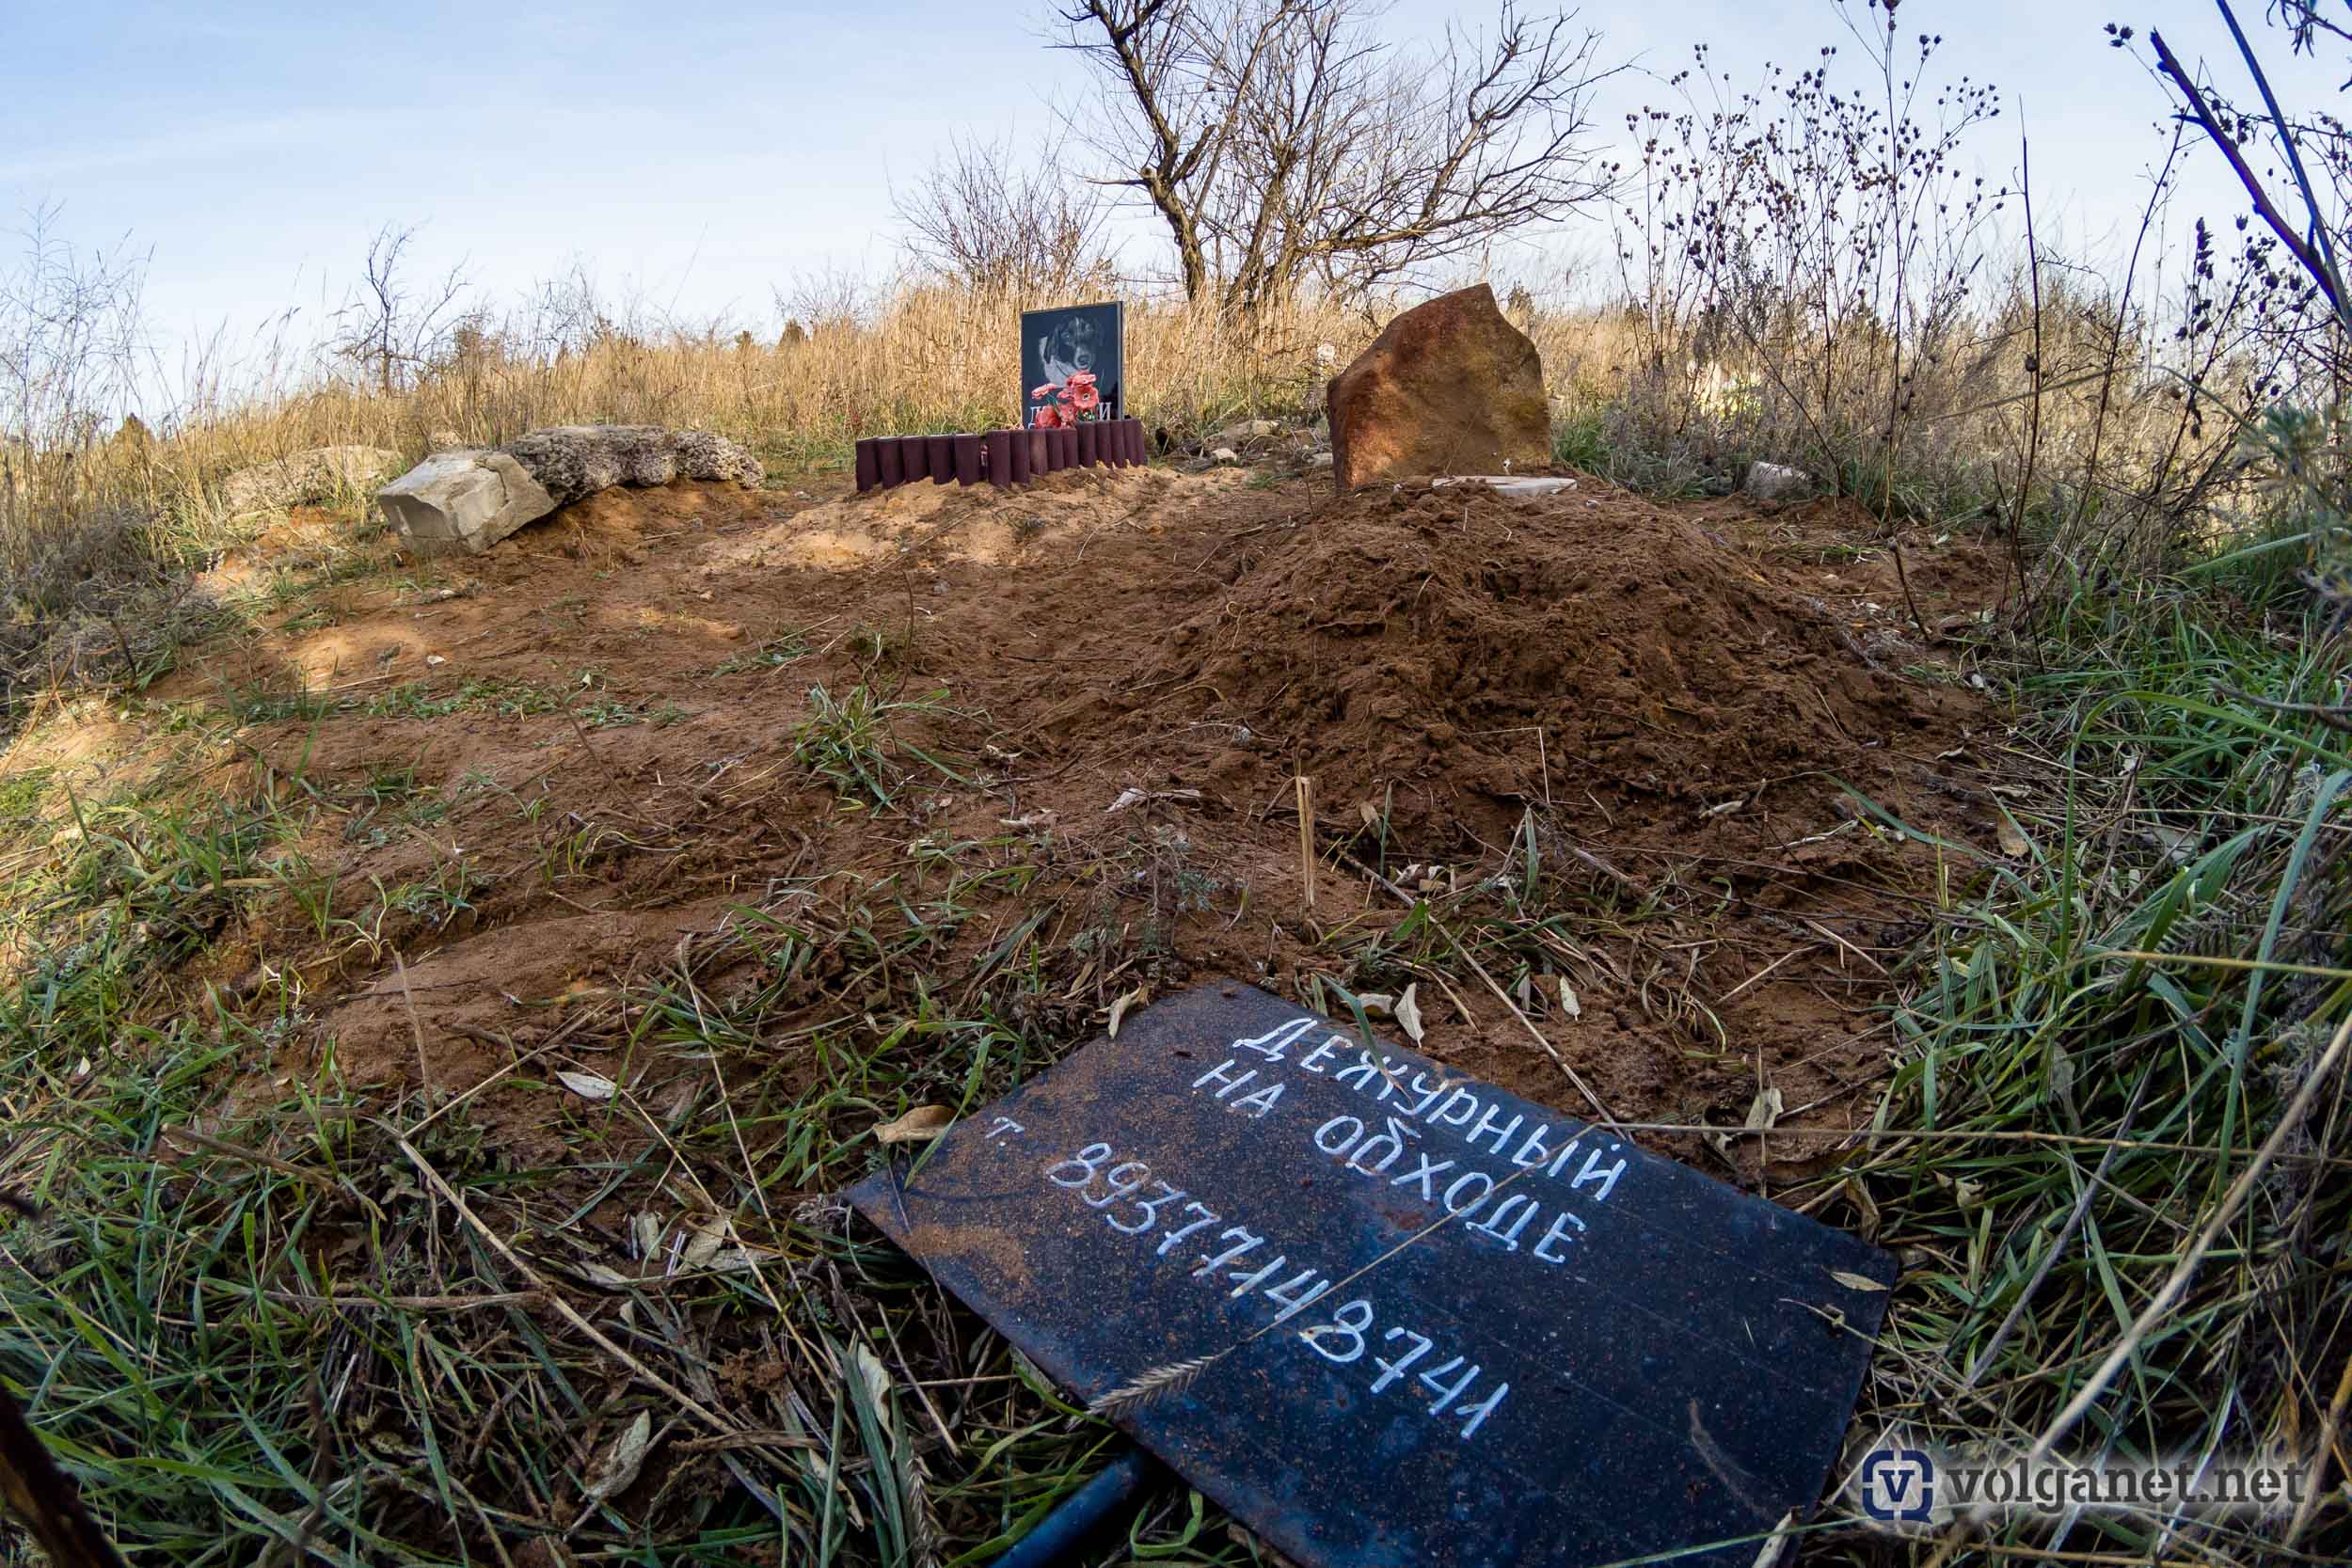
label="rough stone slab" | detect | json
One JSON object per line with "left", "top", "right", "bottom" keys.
{"left": 377, "top": 450, "right": 557, "bottom": 557}
{"left": 1327, "top": 285, "right": 1550, "bottom": 489}
{"left": 377, "top": 425, "right": 762, "bottom": 555}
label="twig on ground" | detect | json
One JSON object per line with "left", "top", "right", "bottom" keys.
{"left": 393, "top": 1132, "right": 742, "bottom": 1440}
{"left": 2217, "top": 683, "right": 2352, "bottom": 733}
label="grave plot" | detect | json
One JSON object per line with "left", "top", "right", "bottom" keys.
{"left": 11, "top": 456, "right": 2012, "bottom": 1563}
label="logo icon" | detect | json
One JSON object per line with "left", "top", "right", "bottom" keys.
{"left": 1861, "top": 1446, "right": 1935, "bottom": 1523}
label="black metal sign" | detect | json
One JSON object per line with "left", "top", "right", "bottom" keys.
{"left": 849, "top": 982, "right": 1895, "bottom": 1568}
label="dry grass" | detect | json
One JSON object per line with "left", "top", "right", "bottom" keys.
{"left": 1, "top": 271, "right": 2242, "bottom": 556}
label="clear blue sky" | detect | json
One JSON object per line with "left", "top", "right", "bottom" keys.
{"left": 0, "top": 0, "right": 2327, "bottom": 372}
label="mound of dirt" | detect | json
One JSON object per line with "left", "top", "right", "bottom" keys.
{"left": 1093, "top": 478, "right": 1968, "bottom": 848}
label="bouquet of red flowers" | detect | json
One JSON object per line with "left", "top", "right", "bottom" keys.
{"left": 1029, "top": 369, "right": 1102, "bottom": 429}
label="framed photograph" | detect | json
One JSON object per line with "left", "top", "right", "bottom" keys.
{"left": 1021, "top": 300, "right": 1123, "bottom": 426}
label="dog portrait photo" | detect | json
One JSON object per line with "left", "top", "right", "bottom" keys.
{"left": 1021, "top": 301, "right": 1122, "bottom": 425}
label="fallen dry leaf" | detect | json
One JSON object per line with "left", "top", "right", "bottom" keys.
{"left": 1826, "top": 1268, "right": 1888, "bottom": 1293}
{"left": 1395, "top": 983, "right": 1425, "bottom": 1043}
{"left": 556, "top": 1069, "right": 616, "bottom": 1102}
{"left": 1936, "top": 1170, "right": 1988, "bottom": 1210}
{"left": 1845, "top": 1175, "right": 1883, "bottom": 1243}
{"left": 874, "top": 1104, "right": 956, "bottom": 1145}
{"left": 584, "top": 1410, "right": 654, "bottom": 1501}
{"left": 1996, "top": 816, "right": 2029, "bottom": 857}
{"left": 1107, "top": 985, "right": 1148, "bottom": 1037}
{"left": 680, "top": 1213, "right": 728, "bottom": 1271}
{"left": 1106, "top": 786, "right": 1202, "bottom": 814}
{"left": 1558, "top": 980, "right": 1581, "bottom": 1020}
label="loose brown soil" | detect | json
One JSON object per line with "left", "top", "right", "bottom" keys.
{"left": 154, "top": 463, "right": 2009, "bottom": 1180}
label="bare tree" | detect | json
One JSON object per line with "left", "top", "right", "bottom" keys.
{"left": 1053, "top": 0, "right": 1613, "bottom": 309}
{"left": 332, "top": 224, "right": 470, "bottom": 393}
{"left": 897, "top": 135, "right": 1117, "bottom": 298}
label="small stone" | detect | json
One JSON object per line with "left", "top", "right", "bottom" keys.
{"left": 1208, "top": 418, "right": 1280, "bottom": 451}
{"left": 1210, "top": 448, "right": 1240, "bottom": 465}
{"left": 1744, "top": 462, "right": 1811, "bottom": 502}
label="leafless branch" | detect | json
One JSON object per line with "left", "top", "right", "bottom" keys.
{"left": 895, "top": 135, "right": 1116, "bottom": 298}
{"left": 1056, "top": 0, "right": 1613, "bottom": 309}
{"left": 331, "top": 224, "right": 471, "bottom": 394}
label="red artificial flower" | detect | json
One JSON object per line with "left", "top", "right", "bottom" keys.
{"left": 1031, "top": 382, "right": 1060, "bottom": 401}
{"left": 1033, "top": 403, "right": 1064, "bottom": 429}
{"left": 1067, "top": 382, "right": 1101, "bottom": 413}
{"left": 1065, "top": 370, "right": 1098, "bottom": 388}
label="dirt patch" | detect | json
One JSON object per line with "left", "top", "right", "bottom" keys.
{"left": 705, "top": 464, "right": 1242, "bottom": 572}
{"left": 1110, "top": 476, "right": 1980, "bottom": 844}
{"left": 163, "top": 463, "right": 2009, "bottom": 1182}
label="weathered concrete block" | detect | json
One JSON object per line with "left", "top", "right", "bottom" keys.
{"left": 501, "top": 425, "right": 762, "bottom": 506}
{"left": 377, "top": 450, "right": 557, "bottom": 556}
{"left": 377, "top": 424, "right": 762, "bottom": 555}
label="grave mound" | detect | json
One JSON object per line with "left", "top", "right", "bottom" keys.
{"left": 1128, "top": 476, "right": 1963, "bottom": 845}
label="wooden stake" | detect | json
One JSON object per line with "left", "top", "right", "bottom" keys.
{"left": 1295, "top": 775, "right": 1316, "bottom": 911}
{"left": 0, "top": 1380, "right": 130, "bottom": 1568}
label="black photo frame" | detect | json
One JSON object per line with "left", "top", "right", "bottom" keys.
{"left": 1020, "top": 300, "right": 1123, "bottom": 426}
